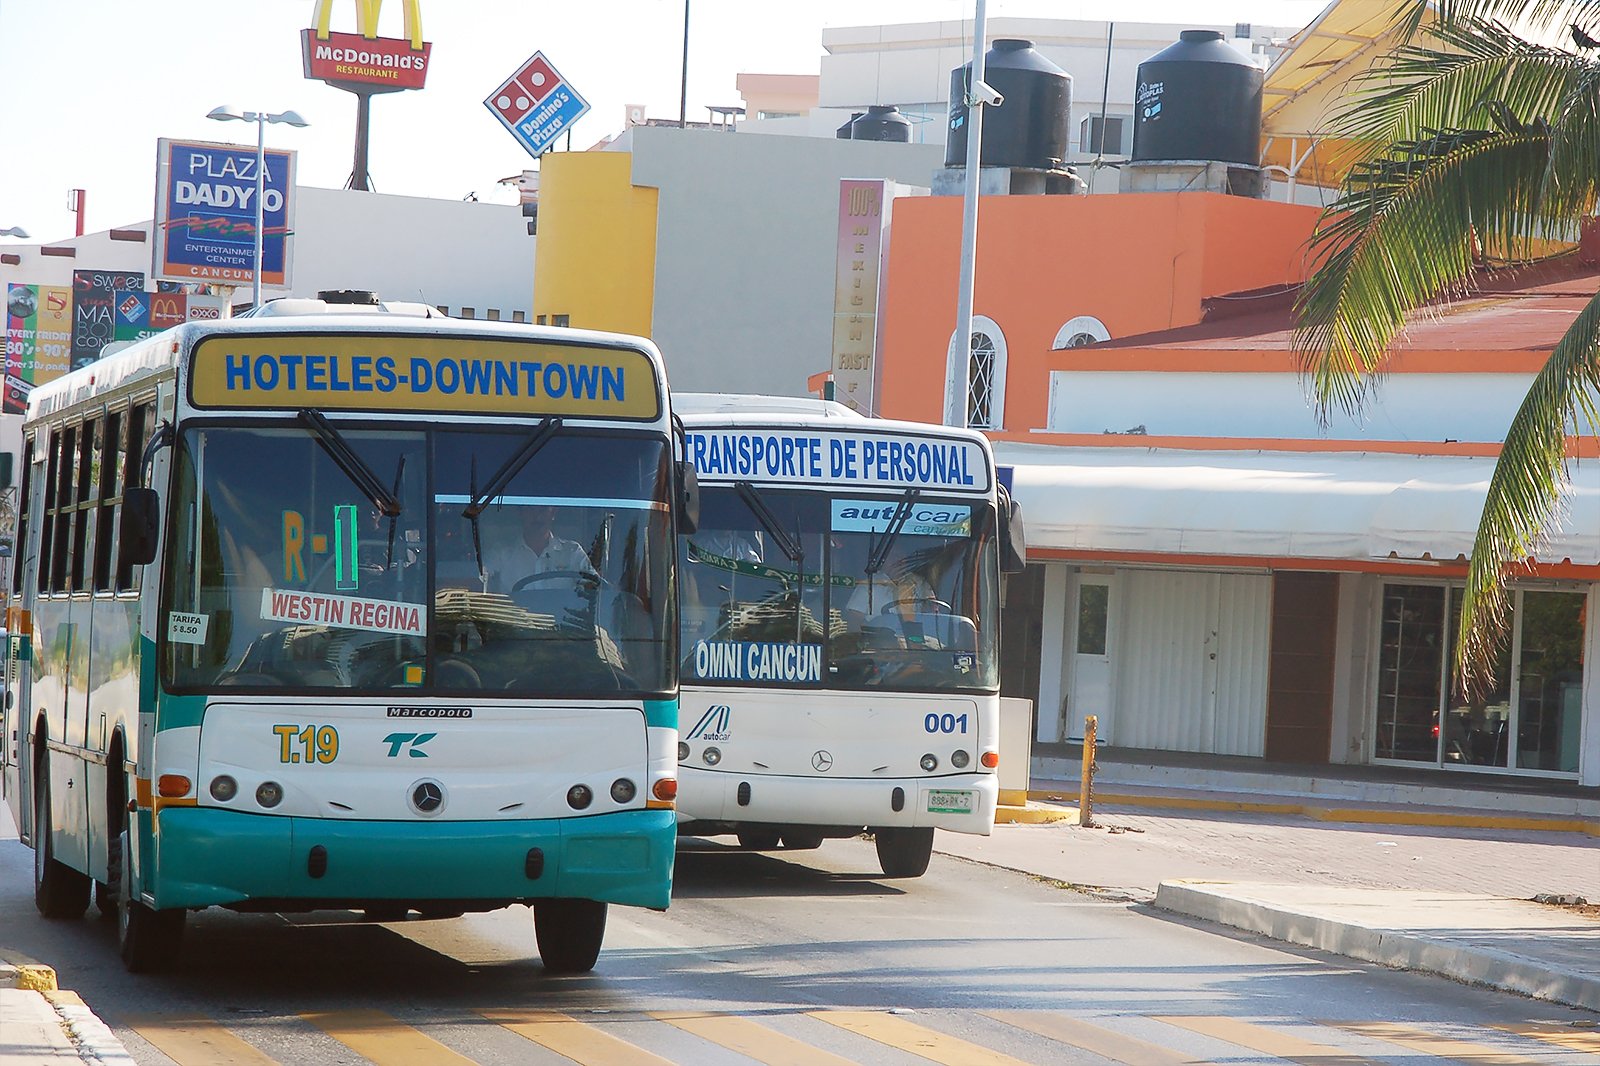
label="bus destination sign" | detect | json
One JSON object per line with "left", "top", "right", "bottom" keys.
{"left": 684, "top": 428, "right": 991, "bottom": 493}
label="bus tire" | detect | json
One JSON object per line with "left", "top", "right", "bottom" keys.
{"left": 779, "top": 829, "right": 824, "bottom": 851}
{"left": 33, "top": 771, "right": 90, "bottom": 919}
{"left": 875, "top": 827, "right": 934, "bottom": 878}
{"left": 117, "top": 829, "right": 185, "bottom": 973}
{"left": 735, "top": 828, "right": 781, "bottom": 850}
{"left": 533, "top": 898, "right": 607, "bottom": 974}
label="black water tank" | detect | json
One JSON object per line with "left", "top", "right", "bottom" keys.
{"left": 851, "top": 105, "right": 912, "bottom": 142}
{"left": 835, "top": 111, "right": 865, "bottom": 139}
{"left": 945, "top": 39, "right": 1071, "bottom": 170}
{"left": 1131, "top": 29, "right": 1263, "bottom": 165}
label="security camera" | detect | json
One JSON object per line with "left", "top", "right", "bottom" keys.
{"left": 970, "top": 80, "right": 1004, "bottom": 107}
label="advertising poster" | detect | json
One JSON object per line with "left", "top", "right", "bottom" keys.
{"left": 6, "top": 284, "right": 73, "bottom": 414}
{"left": 150, "top": 291, "right": 188, "bottom": 331}
{"left": 113, "top": 290, "right": 156, "bottom": 345}
{"left": 71, "top": 269, "right": 144, "bottom": 369}
{"left": 153, "top": 137, "right": 297, "bottom": 289}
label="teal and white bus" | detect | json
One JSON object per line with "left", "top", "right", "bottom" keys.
{"left": 1, "top": 295, "right": 692, "bottom": 972}
{"left": 675, "top": 395, "right": 1024, "bottom": 877}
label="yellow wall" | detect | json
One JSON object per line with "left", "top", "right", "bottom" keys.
{"left": 532, "top": 152, "right": 658, "bottom": 337}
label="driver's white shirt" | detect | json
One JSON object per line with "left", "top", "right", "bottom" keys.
{"left": 847, "top": 570, "right": 934, "bottom": 617}
{"left": 486, "top": 535, "right": 594, "bottom": 594}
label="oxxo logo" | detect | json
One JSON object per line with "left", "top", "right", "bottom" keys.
{"left": 382, "top": 731, "right": 435, "bottom": 758}
{"left": 687, "top": 705, "right": 731, "bottom": 742}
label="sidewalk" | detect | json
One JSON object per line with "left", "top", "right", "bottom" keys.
{"left": 0, "top": 963, "right": 131, "bottom": 1066}
{"left": 938, "top": 777, "right": 1600, "bottom": 1013}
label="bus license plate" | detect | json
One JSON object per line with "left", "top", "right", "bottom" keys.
{"left": 926, "top": 789, "right": 974, "bottom": 814}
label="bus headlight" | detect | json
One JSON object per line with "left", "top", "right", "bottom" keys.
{"left": 209, "top": 775, "right": 238, "bottom": 801}
{"left": 610, "top": 778, "right": 637, "bottom": 804}
{"left": 951, "top": 750, "right": 971, "bottom": 769}
{"left": 702, "top": 746, "right": 722, "bottom": 766}
{"left": 567, "top": 784, "right": 594, "bottom": 810}
{"left": 255, "top": 781, "right": 284, "bottom": 808}
{"left": 677, "top": 741, "right": 690, "bottom": 762}
{"left": 920, "top": 753, "right": 939, "bottom": 773}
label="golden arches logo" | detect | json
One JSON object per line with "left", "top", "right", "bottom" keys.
{"left": 311, "top": 0, "right": 423, "bottom": 49}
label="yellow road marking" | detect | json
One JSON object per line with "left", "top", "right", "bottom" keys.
{"left": 1332, "top": 1021, "right": 1541, "bottom": 1064}
{"left": 655, "top": 1011, "right": 856, "bottom": 1066}
{"left": 990, "top": 1011, "right": 1211, "bottom": 1065}
{"left": 303, "top": 1009, "right": 477, "bottom": 1066}
{"left": 1497, "top": 1022, "right": 1600, "bottom": 1055}
{"left": 810, "top": 1010, "right": 1031, "bottom": 1066}
{"left": 480, "top": 1008, "right": 675, "bottom": 1066}
{"left": 1160, "top": 1016, "right": 1376, "bottom": 1065}
{"left": 126, "top": 1016, "right": 280, "bottom": 1066}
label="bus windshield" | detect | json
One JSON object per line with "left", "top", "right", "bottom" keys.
{"left": 162, "top": 423, "right": 673, "bottom": 697}
{"left": 680, "top": 486, "right": 998, "bottom": 692}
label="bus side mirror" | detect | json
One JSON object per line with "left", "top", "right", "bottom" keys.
{"left": 119, "top": 487, "right": 161, "bottom": 568}
{"left": 998, "top": 489, "right": 1026, "bottom": 573}
{"left": 675, "top": 460, "right": 700, "bottom": 535}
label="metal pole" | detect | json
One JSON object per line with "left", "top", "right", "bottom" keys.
{"left": 1079, "top": 715, "right": 1097, "bottom": 828}
{"left": 679, "top": 0, "right": 690, "bottom": 129}
{"left": 352, "top": 92, "right": 373, "bottom": 191}
{"left": 253, "top": 112, "right": 266, "bottom": 311}
{"left": 948, "top": 0, "right": 988, "bottom": 427}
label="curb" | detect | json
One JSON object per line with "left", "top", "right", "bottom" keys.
{"left": 1, "top": 962, "right": 134, "bottom": 1064}
{"left": 1031, "top": 789, "right": 1600, "bottom": 836}
{"left": 995, "top": 802, "right": 1078, "bottom": 826}
{"left": 1153, "top": 880, "right": 1600, "bottom": 1012}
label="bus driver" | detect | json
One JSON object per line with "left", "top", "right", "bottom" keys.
{"left": 486, "top": 504, "right": 596, "bottom": 595}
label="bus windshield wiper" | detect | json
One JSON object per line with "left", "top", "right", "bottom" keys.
{"left": 864, "top": 488, "right": 920, "bottom": 575}
{"left": 462, "top": 417, "right": 562, "bottom": 519}
{"left": 298, "top": 409, "right": 401, "bottom": 517}
{"left": 735, "top": 481, "right": 803, "bottom": 564}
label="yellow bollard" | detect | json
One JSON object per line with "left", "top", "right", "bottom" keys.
{"left": 1080, "top": 715, "right": 1097, "bottom": 828}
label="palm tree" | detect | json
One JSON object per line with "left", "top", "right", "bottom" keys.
{"left": 1294, "top": 0, "right": 1600, "bottom": 696}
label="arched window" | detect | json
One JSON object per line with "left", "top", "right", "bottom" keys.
{"left": 1052, "top": 315, "right": 1111, "bottom": 349}
{"left": 945, "top": 315, "right": 1007, "bottom": 429}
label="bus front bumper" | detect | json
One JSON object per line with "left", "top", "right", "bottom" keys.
{"left": 149, "top": 807, "right": 675, "bottom": 911}
{"left": 677, "top": 768, "right": 998, "bottom": 835}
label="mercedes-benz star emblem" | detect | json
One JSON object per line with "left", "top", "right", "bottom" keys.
{"left": 811, "top": 750, "right": 834, "bottom": 772}
{"left": 410, "top": 780, "right": 445, "bottom": 814}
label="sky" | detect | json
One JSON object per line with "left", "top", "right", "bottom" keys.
{"left": 0, "top": 0, "right": 1329, "bottom": 243}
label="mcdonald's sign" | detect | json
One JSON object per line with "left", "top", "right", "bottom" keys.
{"left": 302, "top": 0, "right": 431, "bottom": 93}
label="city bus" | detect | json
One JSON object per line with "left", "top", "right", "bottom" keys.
{"left": 0, "top": 295, "right": 693, "bottom": 972}
{"left": 674, "top": 394, "right": 1024, "bottom": 877}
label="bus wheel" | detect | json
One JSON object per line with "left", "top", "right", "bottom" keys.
{"left": 735, "top": 828, "right": 781, "bottom": 850}
{"left": 875, "top": 827, "right": 934, "bottom": 878}
{"left": 117, "top": 829, "right": 185, "bottom": 973}
{"left": 33, "top": 771, "right": 90, "bottom": 919}
{"left": 533, "top": 898, "right": 607, "bottom": 974}
{"left": 779, "top": 829, "right": 825, "bottom": 851}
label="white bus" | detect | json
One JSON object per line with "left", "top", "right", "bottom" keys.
{"left": 675, "top": 395, "right": 1024, "bottom": 876}
{"left": 0, "top": 294, "right": 694, "bottom": 972}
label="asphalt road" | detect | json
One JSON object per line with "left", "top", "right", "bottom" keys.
{"left": 3, "top": 804, "right": 1597, "bottom": 1065}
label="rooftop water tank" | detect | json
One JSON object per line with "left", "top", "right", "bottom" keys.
{"left": 1131, "top": 29, "right": 1263, "bottom": 166}
{"left": 835, "top": 112, "right": 865, "bottom": 139}
{"left": 851, "top": 105, "right": 912, "bottom": 142}
{"left": 945, "top": 39, "right": 1071, "bottom": 171}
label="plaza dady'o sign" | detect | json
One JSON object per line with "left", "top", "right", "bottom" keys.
{"left": 302, "top": 0, "right": 431, "bottom": 93}
{"left": 152, "top": 138, "right": 297, "bottom": 288}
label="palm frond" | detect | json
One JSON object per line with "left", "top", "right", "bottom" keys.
{"left": 1455, "top": 291, "right": 1600, "bottom": 696}
{"left": 1408, "top": 0, "right": 1600, "bottom": 37}
{"left": 1294, "top": 122, "right": 1555, "bottom": 421}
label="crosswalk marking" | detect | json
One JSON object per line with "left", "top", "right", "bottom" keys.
{"left": 1496, "top": 1022, "right": 1600, "bottom": 1055}
{"left": 1332, "top": 1021, "right": 1542, "bottom": 1064}
{"left": 1159, "top": 1016, "right": 1377, "bottom": 1065}
{"left": 654, "top": 1011, "right": 858, "bottom": 1066}
{"left": 989, "top": 1011, "right": 1211, "bottom": 1066}
{"left": 810, "top": 1009, "right": 1033, "bottom": 1066}
{"left": 126, "top": 1016, "right": 280, "bottom": 1066}
{"left": 479, "top": 1008, "right": 676, "bottom": 1066}
{"left": 303, "top": 1008, "right": 478, "bottom": 1066}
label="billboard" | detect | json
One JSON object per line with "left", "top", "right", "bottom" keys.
{"left": 152, "top": 138, "right": 297, "bottom": 289}
{"left": 5, "top": 284, "right": 73, "bottom": 414}
{"left": 71, "top": 270, "right": 144, "bottom": 369}
{"left": 302, "top": 0, "right": 429, "bottom": 93}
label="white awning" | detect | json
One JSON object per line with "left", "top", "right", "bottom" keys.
{"left": 996, "top": 442, "right": 1600, "bottom": 567}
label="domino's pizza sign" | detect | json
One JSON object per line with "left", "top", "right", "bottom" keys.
{"left": 484, "top": 51, "right": 590, "bottom": 158}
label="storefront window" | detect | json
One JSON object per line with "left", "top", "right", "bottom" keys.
{"left": 1376, "top": 584, "right": 1444, "bottom": 762}
{"left": 1515, "top": 591, "right": 1585, "bottom": 773}
{"left": 1442, "top": 587, "right": 1512, "bottom": 768}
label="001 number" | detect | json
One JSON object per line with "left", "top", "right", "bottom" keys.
{"left": 273, "top": 724, "right": 340, "bottom": 765}
{"left": 924, "top": 712, "right": 969, "bottom": 735}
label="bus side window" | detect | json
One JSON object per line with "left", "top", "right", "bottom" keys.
{"left": 70, "top": 416, "right": 99, "bottom": 593}
{"left": 116, "top": 403, "right": 152, "bottom": 592}
{"left": 49, "top": 424, "right": 76, "bottom": 595}
{"left": 92, "top": 409, "right": 123, "bottom": 593}
{"left": 12, "top": 436, "right": 32, "bottom": 596}
{"left": 37, "top": 431, "right": 58, "bottom": 596}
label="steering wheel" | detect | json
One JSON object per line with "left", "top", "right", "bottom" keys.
{"left": 511, "top": 570, "right": 596, "bottom": 593}
{"left": 883, "top": 597, "right": 952, "bottom": 615}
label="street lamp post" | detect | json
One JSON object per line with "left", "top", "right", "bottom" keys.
{"left": 205, "top": 106, "right": 309, "bottom": 310}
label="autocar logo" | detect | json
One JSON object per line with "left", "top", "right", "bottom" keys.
{"left": 811, "top": 750, "right": 834, "bottom": 772}
{"left": 410, "top": 779, "right": 445, "bottom": 815}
